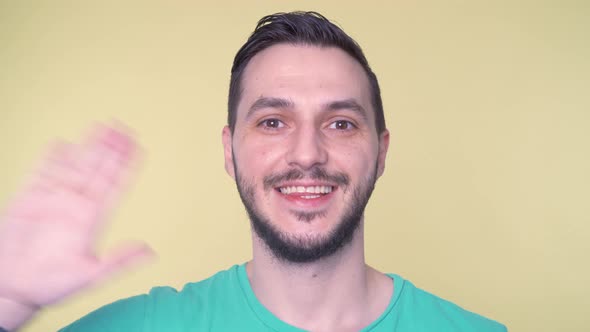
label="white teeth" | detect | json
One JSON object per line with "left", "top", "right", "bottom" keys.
{"left": 279, "top": 186, "right": 333, "bottom": 195}
{"left": 302, "top": 195, "right": 320, "bottom": 199}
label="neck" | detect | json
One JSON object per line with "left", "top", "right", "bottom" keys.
{"left": 247, "top": 221, "right": 393, "bottom": 332}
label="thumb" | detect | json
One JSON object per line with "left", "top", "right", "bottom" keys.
{"left": 91, "top": 242, "right": 155, "bottom": 284}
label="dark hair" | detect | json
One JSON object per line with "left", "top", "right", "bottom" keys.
{"left": 228, "top": 11, "right": 386, "bottom": 134}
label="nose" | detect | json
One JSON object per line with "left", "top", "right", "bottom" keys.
{"left": 285, "top": 125, "right": 328, "bottom": 170}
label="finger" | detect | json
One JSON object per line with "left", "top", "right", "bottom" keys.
{"left": 29, "top": 141, "right": 81, "bottom": 194}
{"left": 93, "top": 123, "right": 136, "bottom": 158}
{"left": 35, "top": 124, "right": 137, "bottom": 199}
{"left": 77, "top": 124, "right": 136, "bottom": 174}
{"left": 4, "top": 142, "right": 81, "bottom": 219}
{"left": 90, "top": 242, "right": 155, "bottom": 284}
{"left": 5, "top": 125, "right": 138, "bottom": 222}
{"left": 48, "top": 125, "right": 140, "bottom": 230}
{"left": 77, "top": 124, "right": 138, "bottom": 203}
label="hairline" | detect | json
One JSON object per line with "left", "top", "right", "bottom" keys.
{"left": 231, "top": 41, "right": 381, "bottom": 134}
{"left": 244, "top": 96, "right": 369, "bottom": 124}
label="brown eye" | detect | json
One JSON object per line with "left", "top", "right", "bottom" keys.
{"left": 259, "top": 118, "right": 285, "bottom": 129}
{"left": 329, "top": 120, "right": 355, "bottom": 130}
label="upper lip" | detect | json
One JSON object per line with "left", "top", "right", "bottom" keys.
{"left": 275, "top": 182, "right": 337, "bottom": 188}
{"left": 275, "top": 183, "right": 337, "bottom": 195}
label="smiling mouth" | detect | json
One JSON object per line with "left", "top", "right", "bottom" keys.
{"left": 276, "top": 185, "right": 334, "bottom": 199}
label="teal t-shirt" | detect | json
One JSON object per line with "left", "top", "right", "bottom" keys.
{"left": 60, "top": 264, "right": 506, "bottom": 331}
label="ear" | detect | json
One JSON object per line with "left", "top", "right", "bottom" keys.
{"left": 222, "top": 126, "right": 235, "bottom": 179}
{"left": 376, "top": 129, "right": 390, "bottom": 178}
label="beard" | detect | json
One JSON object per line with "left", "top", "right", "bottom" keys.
{"left": 233, "top": 159, "right": 378, "bottom": 264}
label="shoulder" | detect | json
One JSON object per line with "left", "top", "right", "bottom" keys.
{"left": 146, "top": 264, "right": 242, "bottom": 316}
{"left": 60, "top": 265, "right": 241, "bottom": 331}
{"left": 58, "top": 293, "right": 149, "bottom": 332}
{"left": 391, "top": 275, "right": 507, "bottom": 332}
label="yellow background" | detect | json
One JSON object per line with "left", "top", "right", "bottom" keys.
{"left": 1, "top": 1, "right": 589, "bottom": 331}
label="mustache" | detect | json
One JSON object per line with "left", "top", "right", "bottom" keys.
{"left": 263, "top": 167, "right": 350, "bottom": 190}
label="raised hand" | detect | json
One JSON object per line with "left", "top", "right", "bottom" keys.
{"left": 0, "top": 125, "right": 153, "bottom": 329}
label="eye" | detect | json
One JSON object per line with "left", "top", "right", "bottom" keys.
{"left": 258, "top": 118, "right": 285, "bottom": 129}
{"left": 328, "top": 120, "right": 356, "bottom": 130}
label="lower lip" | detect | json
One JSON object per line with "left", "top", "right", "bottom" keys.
{"left": 275, "top": 189, "right": 335, "bottom": 208}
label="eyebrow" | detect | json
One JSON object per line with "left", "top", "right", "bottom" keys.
{"left": 323, "top": 99, "right": 368, "bottom": 120}
{"left": 246, "top": 97, "right": 294, "bottom": 119}
{"left": 245, "top": 96, "right": 368, "bottom": 120}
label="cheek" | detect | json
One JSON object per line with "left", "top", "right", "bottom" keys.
{"left": 236, "top": 140, "right": 283, "bottom": 174}
{"left": 329, "top": 143, "right": 379, "bottom": 179}
{"left": 252, "top": 142, "right": 281, "bottom": 160}
{"left": 330, "top": 139, "right": 377, "bottom": 162}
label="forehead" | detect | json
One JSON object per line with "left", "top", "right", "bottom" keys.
{"left": 238, "top": 44, "right": 373, "bottom": 120}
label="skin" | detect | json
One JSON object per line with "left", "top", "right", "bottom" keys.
{"left": 222, "top": 44, "right": 391, "bottom": 332}
{"left": 0, "top": 44, "right": 391, "bottom": 331}
{"left": 0, "top": 126, "right": 153, "bottom": 329}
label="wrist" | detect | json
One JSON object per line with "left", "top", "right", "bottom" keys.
{"left": 0, "top": 297, "right": 38, "bottom": 331}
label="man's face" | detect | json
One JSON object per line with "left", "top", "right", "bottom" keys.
{"left": 223, "top": 44, "right": 389, "bottom": 263}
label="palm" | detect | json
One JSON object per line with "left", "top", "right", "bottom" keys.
{"left": 0, "top": 125, "right": 152, "bottom": 307}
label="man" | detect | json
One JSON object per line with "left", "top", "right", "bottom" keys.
{"left": 0, "top": 12, "right": 506, "bottom": 331}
